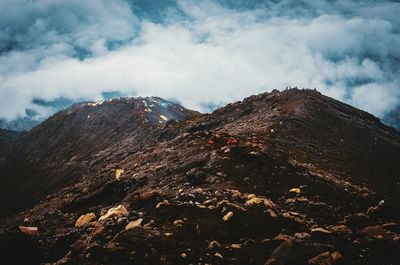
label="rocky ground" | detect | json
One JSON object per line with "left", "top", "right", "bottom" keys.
{"left": 0, "top": 89, "right": 399, "bottom": 265}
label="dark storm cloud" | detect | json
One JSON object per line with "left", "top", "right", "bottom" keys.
{"left": 0, "top": 0, "right": 399, "bottom": 121}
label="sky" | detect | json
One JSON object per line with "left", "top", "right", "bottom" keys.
{"left": 0, "top": 0, "right": 399, "bottom": 122}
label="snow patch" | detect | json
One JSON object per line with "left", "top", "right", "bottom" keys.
{"left": 87, "top": 100, "right": 104, "bottom": 107}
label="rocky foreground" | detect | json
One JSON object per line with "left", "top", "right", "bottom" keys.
{"left": 0, "top": 89, "right": 399, "bottom": 265}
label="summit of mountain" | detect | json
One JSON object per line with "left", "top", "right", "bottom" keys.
{"left": 0, "top": 89, "right": 399, "bottom": 265}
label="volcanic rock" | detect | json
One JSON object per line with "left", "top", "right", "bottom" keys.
{"left": 0, "top": 89, "right": 399, "bottom": 265}
{"left": 98, "top": 205, "right": 128, "bottom": 221}
{"left": 75, "top": 213, "right": 96, "bottom": 228}
{"left": 308, "top": 251, "right": 343, "bottom": 265}
{"left": 125, "top": 218, "right": 143, "bottom": 230}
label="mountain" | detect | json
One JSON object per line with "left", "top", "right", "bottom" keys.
{"left": 0, "top": 98, "right": 76, "bottom": 132}
{"left": 0, "top": 129, "right": 21, "bottom": 143}
{"left": 0, "top": 93, "right": 125, "bottom": 132}
{"left": 0, "top": 97, "right": 198, "bottom": 216}
{"left": 2, "top": 94, "right": 398, "bottom": 133}
{"left": 0, "top": 89, "right": 399, "bottom": 265}
{"left": 0, "top": 116, "right": 41, "bottom": 132}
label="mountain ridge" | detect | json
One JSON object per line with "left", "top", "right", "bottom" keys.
{"left": 0, "top": 89, "right": 399, "bottom": 265}
{"left": 1, "top": 93, "right": 399, "bottom": 133}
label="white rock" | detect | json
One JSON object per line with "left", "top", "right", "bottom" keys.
{"left": 19, "top": 226, "right": 39, "bottom": 236}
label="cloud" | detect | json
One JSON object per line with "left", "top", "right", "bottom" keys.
{"left": 0, "top": 0, "right": 399, "bottom": 121}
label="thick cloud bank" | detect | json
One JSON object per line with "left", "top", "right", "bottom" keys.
{"left": 0, "top": 0, "right": 399, "bottom": 121}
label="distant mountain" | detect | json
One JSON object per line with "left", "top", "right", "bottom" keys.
{"left": 0, "top": 98, "right": 75, "bottom": 131}
{"left": 0, "top": 90, "right": 399, "bottom": 265}
{"left": 0, "top": 129, "right": 21, "bottom": 143}
{"left": 0, "top": 92, "right": 125, "bottom": 132}
{"left": 0, "top": 116, "right": 38, "bottom": 132}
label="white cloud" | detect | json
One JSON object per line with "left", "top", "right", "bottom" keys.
{"left": 351, "top": 82, "right": 400, "bottom": 116}
{"left": 0, "top": 0, "right": 399, "bottom": 120}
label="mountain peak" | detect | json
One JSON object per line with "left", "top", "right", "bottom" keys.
{"left": 0, "top": 90, "right": 399, "bottom": 265}
{"left": 0, "top": 96, "right": 197, "bottom": 215}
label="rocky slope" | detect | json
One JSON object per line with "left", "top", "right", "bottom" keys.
{"left": 0, "top": 89, "right": 399, "bottom": 265}
{"left": 0, "top": 97, "right": 198, "bottom": 216}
